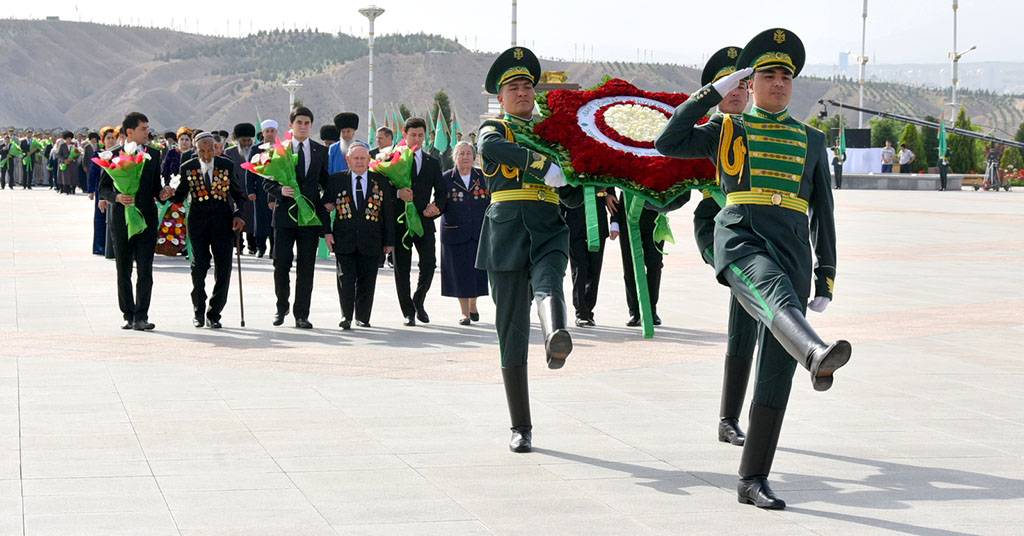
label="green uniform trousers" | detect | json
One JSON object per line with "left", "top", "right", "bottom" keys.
{"left": 722, "top": 252, "right": 808, "bottom": 410}
{"left": 726, "top": 294, "right": 758, "bottom": 359}
{"left": 489, "top": 250, "right": 568, "bottom": 368}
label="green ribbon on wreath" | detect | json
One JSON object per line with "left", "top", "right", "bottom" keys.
{"left": 583, "top": 186, "right": 601, "bottom": 252}
{"left": 624, "top": 191, "right": 655, "bottom": 339}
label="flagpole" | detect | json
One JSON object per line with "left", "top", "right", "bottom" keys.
{"left": 359, "top": 6, "right": 386, "bottom": 143}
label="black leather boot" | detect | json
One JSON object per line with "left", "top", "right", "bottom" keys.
{"left": 537, "top": 296, "right": 572, "bottom": 369}
{"left": 770, "top": 307, "right": 851, "bottom": 391}
{"left": 501, "top": 366, "right": 532, "bottom": 453}
{"left": 737, "top": 403, "right": 787, "bottom": 509}
{"left": 718, "top": 354, "right": 752, "bottom": 446}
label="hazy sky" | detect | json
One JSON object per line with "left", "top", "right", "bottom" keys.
{"left": 5, "top": 1, "right": 1016, "bottom": 66}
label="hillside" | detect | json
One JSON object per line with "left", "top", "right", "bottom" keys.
{"left": 2, "top": 20, "right": 1022, "bottom": 139}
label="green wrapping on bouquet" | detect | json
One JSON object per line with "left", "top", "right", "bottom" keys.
{"left": 317, "top": 209, "right": 336, "bottom": 259}
{"left": 105, "top": 164, "right": 148, "bottom": 239}
{"left": 652, "top": 213, "right": 675, "bottom": 256}
{"left": 624, "top": 191, "right": 655, "bottom": 339}
{"left": 371, "top": 146, "right": 422, "bottom": 248}
{"left": 397, "top": 200, "right": 423, "bottom": 247}
{"left": 584, "top": 186, "right": 601, "bottom": 252}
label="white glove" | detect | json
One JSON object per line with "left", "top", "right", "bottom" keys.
{"left": 543, "top": 163, "right": 568, "bottom": 188}
{"left": 712, "top": 67, "right": 754, "bottom": 98}
{"left": 808, "top": 296, "right": 830, "bottom": 313}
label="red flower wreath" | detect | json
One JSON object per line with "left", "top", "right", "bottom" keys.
{"left": 534, "top": 78, "right": 715, "bottom": 198}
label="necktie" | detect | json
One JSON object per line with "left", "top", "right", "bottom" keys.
{"left": 296, "top": 142, "right": 306, "bottom": 181}
{"left": 355, "top": 175, "right": 365, "bottom": 210}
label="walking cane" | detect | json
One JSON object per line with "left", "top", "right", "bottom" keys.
{"left": 236, "top": 231, "right": 246, "bottom": 327}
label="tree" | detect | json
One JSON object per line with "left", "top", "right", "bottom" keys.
{"left": 898, "top": 123, "right": 928, "bottom": 173}
{"left": 291, "top": 98, "right": 304, "bottom": 110}
{"left": 429, "top": 90, "right": 454, "bottom": 169}
{"left": 870, "top": 117, "right": 899, "bottom": 147}
{"left": 1014, "top": 120, "right": 1024, "bottom": 145}
{"left": 1000, "top": 146, "right": 1023, "bottom": 170}
{"left": 948, "top": 106, "right": 977, "bottom": 173}
{"left": 920, "top": 115, "right": 939, "bottom": 169}
{"left": 399, "top": 104, "right": 412, "bottom": 120}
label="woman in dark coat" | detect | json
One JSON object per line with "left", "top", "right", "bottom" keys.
{"left": 440, "top": 141, "right": 490, "bottom": 324}
{"left": 87, "top": 127, "right": 116, "bottom": 255}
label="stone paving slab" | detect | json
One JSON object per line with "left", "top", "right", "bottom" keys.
{"left": 0, "top": 188, "right": 1022, "bottom": 534}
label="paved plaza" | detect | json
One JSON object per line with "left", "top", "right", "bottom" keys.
{"left": 0, "top": 187, "right": 1022, "bottom": 535}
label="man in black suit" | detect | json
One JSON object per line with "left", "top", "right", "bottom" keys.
{"left": 562, "top": 187, "right": 610, "bottom": 326}
{"left": 392, "top": 118, "right": 446, "bottom": 326}
{"left": 1, "top": 132, "right": 12, "bottom": 189}
{"left": 171, "top": 133, "right": 247, "bottom": 328}
{"left": 20, "top": 129, "right": 38, "bottom": 189}
{"left": 324, "top": 144, "right": 395, "bottom": 329}
{"left": 369, "top": 127, "right": 393, "bottom": 159}
{"left": 263, "top": 106, "right": 331, "bottom": 329}
{"left": 99, "top": 112, "right": 174, "bottom": 331}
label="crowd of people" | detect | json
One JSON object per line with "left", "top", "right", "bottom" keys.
{"left": 0, "top": 108, "right": 675, "bottom": 333}
{"left": 1, "top": 26, "right": 853, "bottom": 511}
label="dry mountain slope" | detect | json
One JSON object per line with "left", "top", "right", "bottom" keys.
{"left": 3, "top": 20, "right": 1022, "bottom": 138}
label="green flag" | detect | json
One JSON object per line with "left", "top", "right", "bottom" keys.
{"left": 433, "top": 110, "right": 449, "bottom": 153}
{"left": 393, "top": 111, "right": 404, "bottom": 145}
{"left": 838, "top": 111, "right": 846, "bottom": 157}
{"left": 938, "top": 114, "right": 948, "bottom": 160}
{"left": 449, "top": 108, "right": 462, "bottom": 150}
{"left": 423, "top": 109, "right": 433, "bottom": 149}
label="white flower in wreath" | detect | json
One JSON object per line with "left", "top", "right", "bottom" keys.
{"left": 603, "top": 104, "right": 669, "bottom": 143}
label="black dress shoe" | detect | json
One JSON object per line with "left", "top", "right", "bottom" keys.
{"left": 652, "top": 314, "right": 662, "bottom": 326}
{"left": 356, "top": 320, "right": 371, "bottom": 328}
{"left": 416, "top": 308, "right": 430, "bottom": 324}
{"left": 207, "top": 319, "right": 222, "bottom": 329}
{"left": 404, "top": 315, "right": 416, "bottom": 326}
{"left": 295, "top": 318, "right": 313, "bottom": 329}
{"left": 718, "top": 418, "right": 746, "bottom": 446}
{"left": 133, "top": 320, "right": 155, "bottom": 331}
{"left": 121, "top": 320, "right": 134, "bottom": 330}
{"left": 257, "top": 249, "right": 265, "bottom": 258}
{"left": 459, "top": 317, "right": 471, "bottom": 326}
{"left": 737, "top": 477, "right": 786, "bottom": 509}
{"left": 339, "top": 319, "right": 351, "bottom": 330}
{"left": 470, "top": 312, "right": 480, "bottom": 322}
{"left": 193, "top": 317, "right": 205, "bottom": 328}
{"left": 273, "top": 313, "right": 286, "bottom": 326}
{"left": 625, "top": 315, "right": 641, "bottom": 327}
{"left": 509, "top": 427, "right": 532, "bottom": 453}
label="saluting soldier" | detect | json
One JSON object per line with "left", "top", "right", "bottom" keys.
{"left": 477, "top": 46, "right": 583, "bottom": 453}
{"left": 171, "top": 132, "right": 247, "bottom": 328}
{"left": 655, "top": 29, "right": 851, "bottom": 509}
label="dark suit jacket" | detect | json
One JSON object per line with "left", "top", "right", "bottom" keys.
{"left": 325, "top": 170, "right": 395, "bottom": 256}
{"left": 440, "top": 167, "right": 488, "bottom": 245}
{"left": 392, "top": 150, "right": 446, "bottom": 235}
{"left": 172, "top": 156, "right": 247, "bottom": 234}
{"left": 98, "top": 144, "right": 163, "bottom": 232}
{"left": 222, "top": 144, "right": 251, "bottom": 193}
{"left": 263, "top": 138, "right": 330, "bottom": 232}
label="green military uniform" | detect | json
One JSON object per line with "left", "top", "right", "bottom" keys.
{"left": 477, "top": 46, "right": 583, "bottom": 453}
{"left": 655, "top": 28, "right": 851, "bottom": 510}
{"left": 693, "top": 46, "right": 760, "bottom": 448}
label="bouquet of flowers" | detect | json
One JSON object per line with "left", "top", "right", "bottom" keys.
{"left": 59, "top": 146, "right": 82, "bottom": 171}
{"left": 241, "top": 133, "right": 320, "bottom": 227}
{"left": 91, "top": 141, "right": 152, "bottom": 238}
{"left": 0, "top": 139, "right": 24, "bottom": 169}
{"left": 369, "top": 139, "right": 422, "bottom": 244}
{"left": 24, "top": 138, "right": 46, "bottom": 173}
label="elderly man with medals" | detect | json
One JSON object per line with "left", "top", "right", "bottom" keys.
{"left": 171, "top": 132, "right": 247, "bottom": 328}
{"left": 476, "top": 46, "right": 583, "bottom": 453}
{"left": 655, "top": 29, "right": 851, "bottom": 509}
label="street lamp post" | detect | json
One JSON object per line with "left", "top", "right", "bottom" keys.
{"left": 857, "top": 0, "right": 868, "bottom": 128}
{"left": 511, "top": 1, "right": 517, "bottom": 46}
{"left": 283, "top": 79, "right": 303, "bottom": 113}
{"left": 949, "top": 0, "right": 976, "bottom": 108}
{"left": 360, "top": 5, "right": 385, "bottom": 143}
